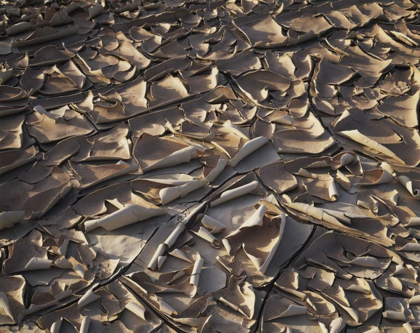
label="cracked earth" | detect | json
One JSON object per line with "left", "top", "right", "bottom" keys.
{"left": 1, "top": 0, "right": 420, "bottom": 332}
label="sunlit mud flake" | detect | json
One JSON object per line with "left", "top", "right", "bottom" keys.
{"left": 234, "top": 70, "right": 292, "bottom": 106}
{"left": 107, "top": 41, "right": 151, "bottom": 70}
{"left": 0, "top": 115, "right": 25, "bottom": 151}
{"left": 233, "top": 15, "right": 288, "bottom": 48}
{"left": 257, "top": 161, "right": 298, "bottom": 194}
{"left": 0, "top": 86, "right": 28, "bottom": 104}
{"left": 275, "top": 10, "right": 333, "bottom": 43}
{"left": 83, "top": 199, "right": 166, "bottom": 232}
{"left": 129, "top": 107, "right": 184, "bottom": 137}
{"left": 377, "top": 91, "right": 420, "bottom": 128}
{"left": 71, "top": 124, "right": 131, "bottom": 162}
{"left": 3, "top": 230, "right": 52, "bottom": 275}
{"left": 333, "top": 110, "right": 420, "bottom": 166}
{"left": 69, "top": 161, "right": 138, "bottom": 190}
{"left": 0, "top": 276, "right": 26, "bottom": 325}
{"left": 133, "top": 134, "right": 200, "bottom": 173}
{"left": 29, "top": 45, "right": 70, "bottom": 67}
{"left": 148, "top": 74, "right": 190, "bottom": 108}
{"left": 272, "top": 130, "right": 336, "bottom": 155}
{"left": 216, "top": 50, "right": 262, "bottom": 76}
{"left": 89, "top": 78, "right": 148, "bottom": 123}
{"left": 26, "top": 106, "right": 94, "bottom": 143}
{"left": 0, "top": 166, "right": 72, "bottom": 220}
{"left": 222, "top": 204, "right": 286, "bottom": 274}
{"left": 0, "top": 145, "right": 38, "bottom": 176}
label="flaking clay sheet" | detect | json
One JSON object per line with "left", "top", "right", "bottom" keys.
{"left": 1, "top": 0, "right": 420, "bottom": 332}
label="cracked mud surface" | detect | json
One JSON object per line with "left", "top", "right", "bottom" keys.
{"left": 1, "top": 0, "right": 420, "bottom": 332}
